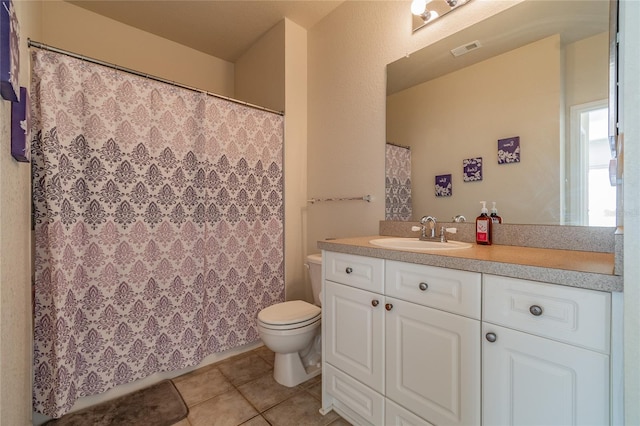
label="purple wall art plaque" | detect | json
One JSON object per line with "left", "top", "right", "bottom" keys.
{"left": 498, "top": 136, "right": 520, "bottom": 164}
{"left": 1, "top": 0, "right": 19, "bottom": 102}
{"left": 463, "top": 157, "right": 482, "bottom": 182}
{"left": 435, "top": 174, "right": 452, "bottom": 197}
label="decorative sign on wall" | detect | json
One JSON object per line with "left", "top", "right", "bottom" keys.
{"left": 11, "top": 86, "right": 28, "bottom": 162}
{"left": 463, "top": 157, "right": 483, "bottom": 182}
{"left": 435, "top": 174, "right": 452, "bottom": 197}
{"left": 498, "top": 136, "right": 520, "bottom": 164}
{"left": 0, "top": 0, "right": 20, "bottom": 102}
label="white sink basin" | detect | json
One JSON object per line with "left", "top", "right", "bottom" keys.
{"left": 369, "top": 237, "right": 472, "bottom": 251}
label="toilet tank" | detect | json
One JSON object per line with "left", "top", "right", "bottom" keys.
{"left": 306, "top": 254, "right": 323, "bottom": 306}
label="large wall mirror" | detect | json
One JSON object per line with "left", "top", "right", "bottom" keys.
{"left": 386, "top": 0, "right": 614, "bottom": 226}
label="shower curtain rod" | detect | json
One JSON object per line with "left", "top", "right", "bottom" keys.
{"left": 386, "top": 141, "right": 410, "bottom": 150}
{"left": 27, "top": 39, "right": 285, "bottom": 116}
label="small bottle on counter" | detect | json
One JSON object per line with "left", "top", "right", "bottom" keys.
{"left": 476, "top": 201, "right": 492, "bottom": 245}
{"left": 490, "top": 201, "right": 502, "bottom": 224}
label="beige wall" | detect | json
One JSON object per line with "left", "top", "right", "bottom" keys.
{"left": 235, "top": 20, "right": 285, "bottom": 113}
{"left": 41, "top": 0, "right": 234, "bottom": 97}
{"left": 0, "top": 1, "right": 42, "bottom": 425}
{"left": 283, "top": 19, "right": 309, "bottom": 302}
{"left": 564, "top": 31, "right": 609, "bottom": 107}
{"left": 306, "top": 0, "right": 519, "bottom": 254}
{"left": 387, "top": 35, "right": 561, "bottom": 225}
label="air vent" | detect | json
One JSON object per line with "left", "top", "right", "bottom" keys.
{"left": 450, "top": 40, "right": 482, "bottom": 57}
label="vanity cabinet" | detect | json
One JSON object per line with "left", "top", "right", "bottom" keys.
{"left": 322, "top": 251, "right": 618, "bottom": 425}
{"left": 482, "top": 275, "right": 611, "bottom": 426}
{"left": 323, "top": 251, "right": 481, "bottom": 426}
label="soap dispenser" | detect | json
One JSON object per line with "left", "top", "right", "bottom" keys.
{"left": 476, "top": 201, "right": 492, "bottom": 245}
{"left": 490, "top": 201, "right": 502, "bottom": 224}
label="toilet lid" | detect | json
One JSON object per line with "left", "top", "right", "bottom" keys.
{"left": 258, "top": 300, "right": 321, "bottom": 325}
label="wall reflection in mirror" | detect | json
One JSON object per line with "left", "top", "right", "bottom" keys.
{"left": 386, "top": 0, "right": 616, "bottom": 226}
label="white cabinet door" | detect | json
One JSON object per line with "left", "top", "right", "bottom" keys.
{"left": 386, "top": 297, "right": 481, "bottom": 426}
{"left": 324, "top": 280, "right": 385, "bottom": 393}
{"left": 483, "top": 323, "right": 610, "bottom": 426}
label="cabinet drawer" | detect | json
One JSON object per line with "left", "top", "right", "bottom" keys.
{"left": 324, "top": 251, "right": 384, "bottom": 293}
{"left": 386, "top": 399, "right": 434, "bottom": 426}
{"left": 385, "top": 261, "right": 481, "bottom": 319}
{"left": 483, "top": 275, "right": 611, "bottom": 353}
{"left": 325, "top": 364, "right": 385, "bottom": 426}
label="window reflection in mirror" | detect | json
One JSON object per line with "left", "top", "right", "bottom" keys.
{"left": 579, "top": 105, "right": 616, "bottom": 226}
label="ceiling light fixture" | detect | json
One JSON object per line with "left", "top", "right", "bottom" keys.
{"left": 411, "top": 0, "right": 472, "bottom": 32}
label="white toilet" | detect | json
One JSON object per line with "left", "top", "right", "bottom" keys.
{"left": 257, "top": 254, "right": 323, "bottom": 387}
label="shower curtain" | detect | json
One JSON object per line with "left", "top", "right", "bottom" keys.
{"left": 385, "top": 143, "right": 412, "bottom": 221}
{"left": 30, "top": 50, "right": 284, "bottom": 417}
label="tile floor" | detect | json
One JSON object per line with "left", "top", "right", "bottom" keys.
{"left": 170, "top": 345, "right": 350, "bottom": 426}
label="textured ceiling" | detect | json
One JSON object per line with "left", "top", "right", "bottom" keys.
{"left": 68, "top": 0, "right": 345, "bottom": 62}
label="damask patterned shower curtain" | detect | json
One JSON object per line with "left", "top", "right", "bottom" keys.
{"left": 30, "top": 50, "right": 284, "bottom": 417}
{"left": 385, "top": 143, "right": 412, "bottom": 221}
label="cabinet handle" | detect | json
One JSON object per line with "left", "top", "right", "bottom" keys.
{"left": 371, "top": 300, "right": 379, "bottom": 307}
{"left": 529, "top": 305, "right": 543, "bottom": 316}
{"left": 345, "top": 267, "right": 353, "bottom": 274}
{"left": 385, "top": 303, "right": 393, "bottom": 311}
{"left": 418, "top": 282, "right": 428, "bottom": 291}
{"left": 485, "top": 332, "right": 497, "bottom": 343}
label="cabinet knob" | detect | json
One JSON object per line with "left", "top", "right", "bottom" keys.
{"left": 529, "top": 305, "right": 543, "bottom": 316}
{"left": 385, "top": 303, "right": 393, "bottom": 311}
{"left": 345, "top": 267, "right": 353, "bottom": 274}
{"left": 371, "top": 300, "right": 379, "bottom": 307}
{"left": 485, "top": 332, "right": 497, "bottom": 343}
{"left": 418, "top": 282, "right": 428, "bottom": 291}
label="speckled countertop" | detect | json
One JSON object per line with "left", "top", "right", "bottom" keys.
{"left": 317, "top": 236, "right": 623, "bottom": 292}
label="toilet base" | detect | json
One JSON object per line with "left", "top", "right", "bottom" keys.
{"left": 273, "top": 352, "right": 322, "bottom": 387}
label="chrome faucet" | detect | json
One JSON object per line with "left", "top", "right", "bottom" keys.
{"left": 419, "top": 216, "right": 437, "bottom": 240}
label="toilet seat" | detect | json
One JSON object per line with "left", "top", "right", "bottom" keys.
{"left": 258, "top": 300, "right": 321, "bottom": 330}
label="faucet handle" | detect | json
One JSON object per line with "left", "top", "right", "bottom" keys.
{"left": 411, "top": 226, "right": 421, "bottom": 232}
{"left": 439, "top": 226, "right": 457, "bottom": 243}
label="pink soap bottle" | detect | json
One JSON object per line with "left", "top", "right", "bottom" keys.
{"left": 476, "top": 201, "right": 492, "bottom": 245}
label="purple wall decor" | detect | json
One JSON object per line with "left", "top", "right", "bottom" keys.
{"left": 0, "top": 0, "right": 19, "bottom": 102}
{"left": 11, "top": 86, "right": 28, "bottom": 162}
{"left": 435, "top": 174, "right": 452, "bottom": 197}
{"left": 498, "top": 136, "right": 520, "bottom": 164}
{"left": 463, "top": 157, "right": 482, "bottom": 182}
